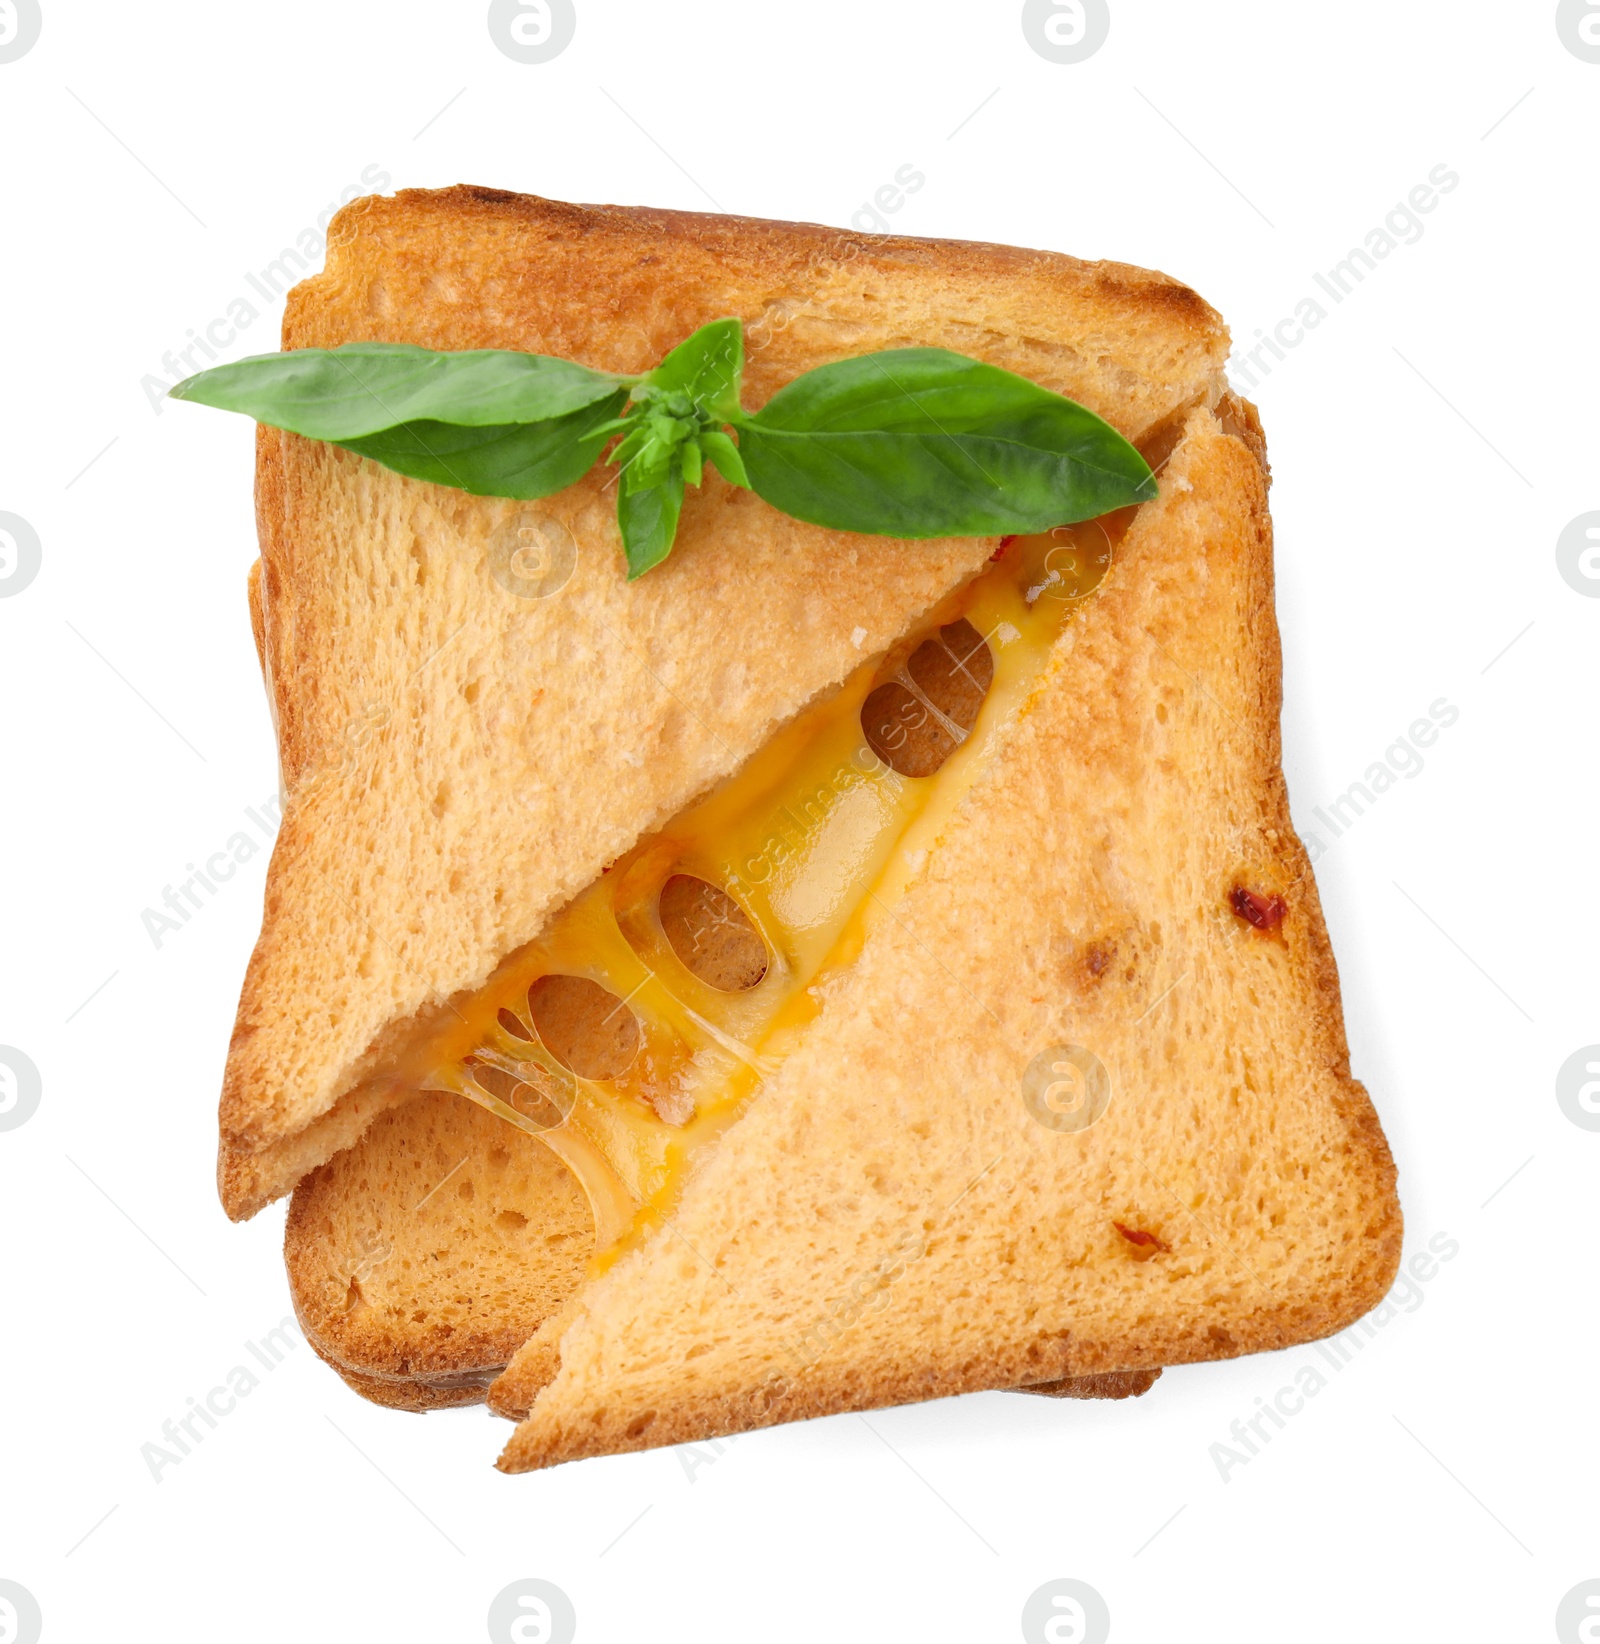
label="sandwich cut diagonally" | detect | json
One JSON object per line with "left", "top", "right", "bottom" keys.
{"left": 219, "top": 186, "right": 1400, "bottom": 1469}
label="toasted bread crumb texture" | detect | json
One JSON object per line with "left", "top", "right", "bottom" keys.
{"left": 286, "top": 1093, "right": 591, "bottom": 1388}
{"left": 497, "top": 413, "right": 1401, "bottom": 1472}
{"left": 220, "top": 188, "right": 1230, "bottom": 1217}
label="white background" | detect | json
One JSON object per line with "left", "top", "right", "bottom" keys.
{"left": 1, "top": 3, "right": 1596, "bottom": 1641}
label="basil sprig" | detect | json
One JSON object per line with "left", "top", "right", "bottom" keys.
{"left": 171, "top": 320, "right": 1155, "bottom": 579}
{"left": 594, "top": 319, "right": 751, "bottom": 577}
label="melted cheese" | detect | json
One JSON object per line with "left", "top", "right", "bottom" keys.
{"left": 404, "top": 515, "right": 1128, "bottom": 1272}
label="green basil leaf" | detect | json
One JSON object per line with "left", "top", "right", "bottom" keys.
{"left": 643, "top": 319, "right": 744, "bottom": 418}
{"left": 169, "top": 343, "right": 632, "bottom": 440}
{"left": 743, "top": 348, "right": 1118, "bottom": 442}
{"left": 733, "top": 429, "right": 1148, "bottom": 537}
{"left": 734, "top": 348, "right": 1155, "bottom": 536}
{"left": 335, "top": 390, "right": 627, "bottom": 499}
{"left": 617, "top": 466, "right": 685, "bottom": 581}
{"left": 698, "top": 428, "right": 750, "bottom": 490}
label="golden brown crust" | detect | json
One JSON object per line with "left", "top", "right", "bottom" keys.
{"left": 298, "top": 187, "right": 1225, "bottom": 420}
{"left": 480, "top": 1350, "right": 1162, "bottom": 1423}
{"left": 1021, "top": 1369, "right": 1163, "bottom": 1401}
{"left": 1217, "top": 391, "right": 1271, "bottom": 478}
{"left": 303, "top": 1329, "right": 497, "bottom": 1412}
{"left": 284, "top": 1092, "right": 592, "bottom": 1384}
{"left": 219, "top": 187, "right": 1234, "bottom": 1217}
{"left": 246, "top": 558, "right": 265, "bottom": 673}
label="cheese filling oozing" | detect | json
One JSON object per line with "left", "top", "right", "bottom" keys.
{"left": 409, "top": 514, "right": 1130, "bottom": 1270}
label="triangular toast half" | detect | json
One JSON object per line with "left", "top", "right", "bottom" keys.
{"left": 284, "top": 1092, "right": 593, "bottom": 1407}
{"left": 283, "top": 1088, "right": 1158, "bottom": 1411}
{"left": 489, "top": 404, "right": 1399, "bottom": 1471}
{"left": 221, "top": 187, "right": 1229, "bottom": 1217}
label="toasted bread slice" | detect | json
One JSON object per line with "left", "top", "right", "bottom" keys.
{"left": 221, "top": 186, "right": 1231, "bottom": 1219}
{"left": 491, "top": 406, "right": 1400, "bottom": 1472}
{"left": 285, "top": 1093, "right": 592, "bottom": 1407}
{"left": 287, "top": 1087, "right": 1160, "bottom": 1413}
